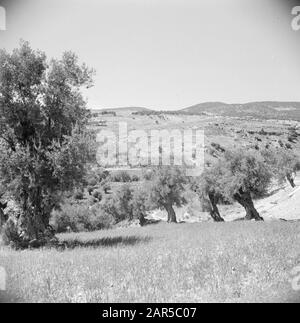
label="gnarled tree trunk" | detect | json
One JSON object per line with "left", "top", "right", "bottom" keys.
{"left": 165, "top": 203, "right": 177, "bottom": 223}
{"left": 18, "top": 181, "right": 54, "bottom": 246}
{"left": 208, "top": 192, "right": 224, "bottom": 222}
{"left": 287, "top": 173, "right": 296, "bottom": 188}
{"left": 0, "top": 201, "right": 8, "bottom": 228}
{"left": 0, "top": 208, "right": 6, "bottom": 228}
{"left": 139, "top": 214, "right": 146, "bottom": 226}
{"left": 234, "top": 190, "right": 263, "bottom": 221}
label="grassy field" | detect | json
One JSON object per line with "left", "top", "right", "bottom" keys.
{"left": 1, "top": 221, "right": 300, "bottom": 303}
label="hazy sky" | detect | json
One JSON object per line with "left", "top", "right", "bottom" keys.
{"left": 0, "top": 0, "right": 300, "bottom": 109}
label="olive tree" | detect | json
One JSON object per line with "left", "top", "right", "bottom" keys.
{"left": 0, "top": 41, "right": 95, "bottom": 246}
{"left": 213, "top": 149, "right": 272, "bottom": 221}
{"left": 146, "top": 167, "right": 188, "bottom": 223}
{"left": 192, "top": 167, "right": 225, "bottom": 222}
{"left": 262, "top": 147, "right": 300, "bottom": 188}
{"left": 100, "top": 184, "right": 149, "bottom": 226}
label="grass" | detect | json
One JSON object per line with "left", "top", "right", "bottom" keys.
{"left": 1, "top": 221, "right": 300, "bottom": 303}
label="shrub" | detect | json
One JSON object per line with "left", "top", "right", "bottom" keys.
{"left": 100, "top": 184, "right": 150, "bottom": 225}
{"left": 73, "top": 189, "right": 84, "bottom": 200}
{"left": 143, "top": 169, "right": 153, "bottom": 180}
{"left": 109, "top": 170, "right": 132, "bottom": 182}
{"left": 51, "top": 204, "right": 113, "bottom": 233}
{"left": 2, "top": 218, "right": 22, "bottom": 247}
{"left": 131, "top": 174, "right": 140, "bottom": 182}
{"left": 87, "top": 186, "right": 95, "bottom": 196}
{"left": 92, "top": 189, "right": 102, "bottom": 201}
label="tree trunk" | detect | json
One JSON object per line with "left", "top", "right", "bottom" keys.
{"left": 0, "top": 208, "right": 6, "bottom": 228}
{"left": 287, "top": 174, "right": 296, "bottom": 188}
{"left": 165, "top": 204, "right": 177, "bottom": 223}
{"left": 234, "top": 191, "right": 264, "bottom": 221}
{"left": 208, "top": 193, "right": 224, "bottom": 222}
{"left": 18, "top": 183, "right": 53, "bottom": 244}
{"left": 139, "top": 214, "right": 146, "bottom": 226}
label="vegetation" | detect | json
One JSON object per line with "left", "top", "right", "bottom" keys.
{"left": 1, "top": 221, "right": 299, "bottom": 302}
{"left": 100, "top": 184, "right": 149, "bottom": 226}
{"left": 262, "top": 148, "right": 300, "bottom": 188}
{"left": 192, "top": 169, "right": 225, "bottom": 222}
{"left": 0, "top": 41, "right": 95, "bottom": 247}
{"left": 51, "top": 204, "right": 112, "bottom": 233}
{"left": 210, "top": 149, "right": 273, "bottom": 221}
{"left": 146, "top": 167, "right": 188, "bottom": 223}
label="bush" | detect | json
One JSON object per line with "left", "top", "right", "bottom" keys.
{"left": 92, "top": 189, "right": 102, "bottom": 201}
{"left": 85, "top": 168, "right": 110, "bottom": 186}
{"left": 100, "top": 185, "right": 133, "bottom": 222}
{"left": 100, "top": 184, "right": 149, "bottom": 224}
{"left": 1, "top": 218, "right": 22, "bottom": 247}
{"left": 109, "top": 170, "right": 132, "bottom": 182}
{"left": 87, "top": 186, "right": 95, "bottom": 195}
{"left": 50, "top": 204, "right": 113, "bottom": 233}
{"left": 73, "top": 189, "right": 84, "bottom": 200}
{"left": 131, "top": 174, "right": 140, "bottom": 182}
{"left": 143, "top": 169, "right": 153, "bottom": 180}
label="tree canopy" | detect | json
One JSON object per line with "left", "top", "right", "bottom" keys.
{"left": 0, "top": 41, "right": 95, "bottom": 246}
{"left": 146, "top": 167, "right": 188, "bottom": 223}
{"left": 207, "top": 149, "right": 273, "bottom": 221}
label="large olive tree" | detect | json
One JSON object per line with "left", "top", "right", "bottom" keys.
{"left": 213, "top": 149, "right": 272, "bottom": 221}
{"left": 0, "top": 41, "right": 95, "bottom": 246}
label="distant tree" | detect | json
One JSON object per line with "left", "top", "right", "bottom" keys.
{"left": 131, "top": 188, "right": 149, "bottom": 226}
{"left": 100, "top": 184, "right": 148, "bottom": 225}
{"left": 262, "top": 147, "right": 300, "bottom": 188}
{"left": 147, "top": 167, "right": 188, "bottom": 223}
{"left": 213, "top": 149, "right": 272, "bottom": 221}
{"left": 101, "top": 184, "right": 133, "bottom": 223}
{"left": 192, "top": 167, "right": 224, "bottom": 222}
{"left": 0, "top": 41, "right": 95, "bottom": 246}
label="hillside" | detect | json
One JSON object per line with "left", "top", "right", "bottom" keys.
{"left": 180, "top": 101, "right": 300, "bottom": 121}
{"left": 147, "top": 177, "right": 300, "bottom": 224}
{"left": 91, "top": 101, "right": 300, "bottom": 121}
{"left": 91, "top": 106, "right": 153, "bottom": 114}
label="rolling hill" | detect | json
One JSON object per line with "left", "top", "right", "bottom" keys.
{"left": 180, "top": 101, "right": 300, "bottom": 120}
{"left": 91, "top": 102, "right": 300, "bottom": 121}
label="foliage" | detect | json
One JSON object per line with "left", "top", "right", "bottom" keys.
{"left": 50, "top": 203, "right": 113, "bottom": 233}
{"left": 100, "top": 184, "right": 149, "bottom": 225}
{"left": 262, "top": 147, "right": 300, "bottom": 187}
{"left": 109, "top": 170, "right": 133, "bottom": 183}
{"left": 191, "top": 167, "right": 225, "bottom": 222}
{"left": 0, "top": 41, "right": 95, "bottom": 244}
{"left": 205, "top": 149, "right": 273, "bottom": 220}
{"left": 215, "top": 149, "right": 273, "bottom": 200}
{"left": 146, "top": 167, "right": 188, "bottom": 222}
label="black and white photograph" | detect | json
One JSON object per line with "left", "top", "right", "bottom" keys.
{"left": 0, "top": 0, "right": 300, "bottom": 306}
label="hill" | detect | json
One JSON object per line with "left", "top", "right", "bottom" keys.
{"left": 91, "top": 106, "right": 153, "bottom": 114}
{"left": 180, "top": 101, "right": 300, "bottom": 120}
{"left": 91, "top": 101, "right": 300, "bottom": 121}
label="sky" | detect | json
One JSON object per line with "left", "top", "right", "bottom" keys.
{"left": 0, "top": 0, "right": 300, "bottom": 110}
